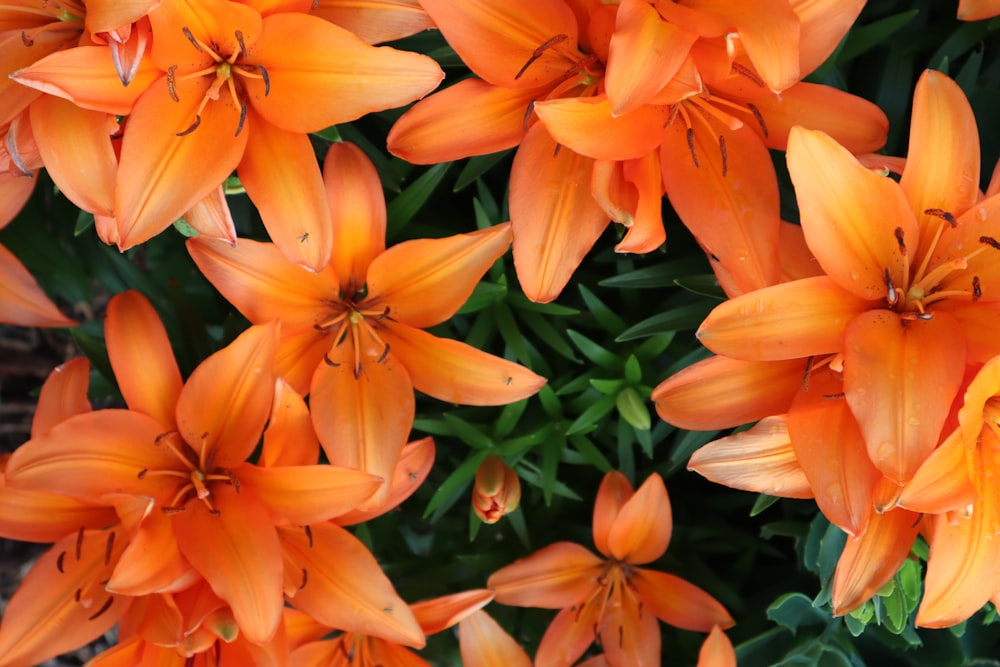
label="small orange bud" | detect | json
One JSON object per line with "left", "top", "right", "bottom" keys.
{"left": 472, "top": 455, "right": 521, "bottom": 524}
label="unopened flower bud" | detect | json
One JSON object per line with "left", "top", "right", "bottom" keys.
{"left": 472, "top": 455, "right": 521, "bottom": 524}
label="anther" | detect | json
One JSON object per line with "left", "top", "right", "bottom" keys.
{"left": 747, "top": 103, "right": 768, "bottom": 138}
{"left": 300, "top": 567, "right": 308, "bottom": 589}
{"left": 973, "top": 275, "right": 982, "bottom": 301}
{"left": 177, "top": 115, "right": 202, "bottom": 137}
{"left": 618, "top": 625, "right": 624, "bottom": 648}
{"left": 74, "top": 588, "right": 82, "bottom": 602}
{"left": 885, "top": 268, "right": 898, "bottom": 305}
{"left": 522, "top": 100, "right": 536, "bottom": 132}
{"left": 182, "top": 27, "right": 203, "bottom": 52}
{"left": 686, "top": 128, "right": 699, "bottom": 167}
{"left": 166, "top": 65, "right": 179, "bottom": 102}
{"left": 980, "top": 236, "right": 1000, "bottom": 250}
{"left": 514, "top": 34, "right": 569, "bottom": 80}
{"left": 323, "top": 353, "right": 340, "bottom": 367}
{"left": 226, "top": 470, "right": 241, "bottom": 493}
{"left": 235, "top": 102, "right": 247, "bottom": 137}
{"left": 258, "top": 65, "right": 270, "bottom": 95}
{"left": 235, "top": 30, "right": 248, "bottom": 58}
{"left": 377, "top": 344, "right": 390, "bottom": 364}
{"left": 719, "top": 135, "right": 728, "bottom": 177}
{"left": 305, "top": 524, "right": 313, "bottom": 548}
{"left": 75, "top": 527, "right": 84, "bottom": 560}
{"left": 802, "top": 356, "right": 814, "bottom": 391}
{"left": 925, "top": 208, "right": 957, "bottom": 227}
{"left": 21, "top": 32, "right": 32, "bottom": 47}
{"left": 894, "top": 227, "right": 906, "bottom": 254}
{"left": 87, "top": 596, "right": 114, "bottom": 621}
{"left": 104, "top": 532, "right": 115, "bottom": 566}
{"left": 56, "top": 551, "right": 66, "bottom": 573}
{"left": 731, "top": 62, "right": 765, "bottom": 87}
{"left": 823, "top": 392, "right": 846, "bottom": 399}
{"left": 138, "top": 469, "right": 148, "bottom": 479}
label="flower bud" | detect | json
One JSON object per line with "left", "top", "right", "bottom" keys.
{"left": 472, "top": 455, "right": 521, "bottom": 524}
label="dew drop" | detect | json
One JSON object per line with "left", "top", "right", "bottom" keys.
{"left": 977, "top": 207, "right": 989, "bottom": 223}
{"left": 876, "top": 441, "right": 895, "bottom": 463}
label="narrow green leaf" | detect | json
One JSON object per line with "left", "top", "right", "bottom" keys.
{"left": 578, "top": 284, "right": 626, "bottom": 334}
{"left": 454, "top": 152, "right": 511, "bottom": 192}
{"left": 442, "top": 413, "right": 495, "bottom": 449}
{"left": 750, "top": 494, "right": 781, "bottom": 517}
{"left": 836, "top": 11, "right": 919, "bottom": 64}
{"left": 386, "top": 162, "right": 452, "bottom": 236}
{"left": 599, "top": 257, "right": 708, "bottom": 289}
{"left": 565, "top": 329, "right": 619, "bottom": 369}
{"left": 568, "top": 434, "right": 612, "bottom": 472}
{"left": 423, "top": 452, "right": 488, "bottom": 521}
{"left": 457, "top": 282, "right": 507, "bottom": 314}
{"left": 766, "top": 593, "right": 830, "bottom": 632}
{"left": 565, "top": 393, "right": 617, "bottom": 436}
{"left": 517, "top": 309, "right": 580, "bottom": 362}
{"left": 615, "top": 302, "right": 715, "bottom": 341}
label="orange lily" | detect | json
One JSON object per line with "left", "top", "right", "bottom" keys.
{"left": 3, "top": 290, "right": 385, "bottom": 645}
{"left": 310, "top": 0, "right": 435, "bottom": 44}
{"left": 488, "top": 471, "right": 732, "bottom": 667}
{"left": 957, "top": 0, "right": 1000, "bottom": 19}
{"left": 188, "top": 141, "right": 545, "bottom": 505}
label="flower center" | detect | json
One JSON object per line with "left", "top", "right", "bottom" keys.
{"left": 138, "top": 430, "right": 239, "bottom": 515}
{"left": 314, "top": 300, "right": 393, "bottom": 377}
{"left": 166, "top": 27, "right": 271, "bottom": 137}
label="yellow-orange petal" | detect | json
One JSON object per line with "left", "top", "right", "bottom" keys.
{"left": 934, "top": 193, "right": 1000, "bottom": 306}
{"left": 275, "top": 326, "right": 335, "bottom": 397}
{"left": 149, "top": 0, "right": 262, "bottom": 73}
{"left": 388, "top": 79, "right": 539, "bottom": 164}
{"left": 116, "top": 76, "right": 248, "bottom": 250}
{"left": 0, "top": 482, "right": 117, "bottom": 543}
{"left": 85, "top": 0, "right": 159, "bottom": 33}
{"left": 793, "top": 0, "right": 865, "bottom": 75}
{"left": 593, "top": 471, "right": 634, "bottom": 559}
{"left": 917, "top": 494, "right": 1000, "bottom": 628}
{"left": 106, "top": 508, "right": 191, "bottom": 596}
{"left": 534, "top": 603, "right": 602, "bottom": 667}
{"left": 898, "top": 428, "right": 978, "bottom": 514}
{"left": 312, "top": 0, "right": 434, "bottom": 44}
{"left": 488, "top": 542, "right": 603, "bottom": 608}
{"left": 600, "top": 580, "right": 660, "bottom": 667}
{"left": 366, "top": 224, "right": 511, "bottom": 328}
{"left": 378, "top": 322, "right": 545, "bottom": 405}
{"left": 459, "top": 609, "right": 532, "bottom": 667}
{"left": 661, "top": 116, "right": 782, "bottom": 296}
{"left": 689, "top": 416, "right": 813, "bottom": 499}
{"left": 696, "top": 276, "right": 869, "bottom": 360}
{"left": 608, "top": 152, "right": 667, "bottom": 254}
{"left": 325, "top": 141, "right": 386, "bottom": 291}
{"left": 900, "top": 70, "right": 980, "bottom": 254}
{"left": 31, "top": 357, "right": 91, "bottom": 438}
{"left": 310, "top": 340, "right": 415, "bottom": 508}
{"left": 607, "top": 473, "right": 671, "bottom": 565}
{"left": 418, "top": 0, "right": 580, "bottom": 89}
{"left": 510, "top": 123, "right": 609, "bottom": 303}
{"left": 173, "top": 485, "right": 284, "bottom": 645}
{"left": 698, "top": 625, "right": 736, "bottom": 667}
{"left": 235, "top": 462, "right": 381, "bottom": 524}
{"left": 832, "top": 508, "right": 920, "bottom": 616}
{"left": 336, "top": 436, "right": 436, "bottom": 525}
{"left": 605, "top": 0, "right": 697, "bottom": 115}
{"left": 0, "top": 27, "right": 76, "bottom": 126}
{"left": 631, "top": 567, "right": 733, "bottom": 631}
{"left": 105, "top": 290, "right": 182, "bottom": 427}
{"left": 778, "top": 220, "right": 823, "bottom": 282}
{"left": 787, "top": 126, "right": 916, "bottom": 301}
{"left": 535, "top": 96, "right": 670, "bottom": 161}
{"left": 239, "top": 112, "right": 332, "bottom": 272}
{"left": 653, "top": 356, "right": 807, "bottom": 430}
{"left": 412, "top": 589, "right": 494, "bottom": 635}
{"left": 844, "top": 310, "right": 965, "bottom": 484}
{"left": 183, "top": 186, "right": 237, "bottom": 245}
{"left": 279, "top": 521, "right": 424, "bottom": 646}
{"left": 703, "top": 0, "right": 801, "bottom": 92}
{"left": 787, "top": 367, "right": 880, "bottom": 536}
{"left": 247, "top": 13, "right": 443, "bottom": 133}
{"left": 261, "top": 378, "right": 320, "bottom": 467}
{"left": 0, "top": 242, "right": 76, "bottom": 328}
{"left": 175, "top": 321, "right": 278, "bottom": 469}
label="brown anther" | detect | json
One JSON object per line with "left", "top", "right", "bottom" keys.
{"left": 522, "top": 100, "right": 536, "bottom": 132}
{"left": 553, "top": 143, "right": 562, "bottom": 158}
{"left": 973, "top": 275, "right": 982, "bottom": 301}
{"left": 20, "top": 31, "right": 33, "bottom": 47}
{"left": 226, "top": 470, "right": 241, "bottom": 493}
{"left": 323, "top": 353, "right": 340, "bottom": 367}
{"left": 731, "top": 62, "right": 765, "bottom": 87}
{"left": 925, "top": 208, "right": 957, "bottom": 227}
{"left": 980, "top": 236, "right": 1000, "bottom": 250}
{"left": 235, "top": 101, "right": 247, "bottom": 137}
{"left": 719, "top": 134, "right": 728, "bottom": 177}
{"left": 137, "top": 468, "right": 148, "bottom": 479}
{"left": 235, "top": 30, "right": 248, "bottom": 58}
{"left": 894, "top": 226, "right": 907, "bottom": 253}
{"left": 377, "top": 343, "right": 390, "bottom": 364}
{"left": 686, "top": 128, "right": 699, "bottom": 167}
{"left": 353, "top": 363, "right": 363, "bottom": 379}
{"left": 209, "top": 508, "right": 221, "bottom": 517}
{"left": 75, "top": 527, "right": 84, "bottom": 560}
{"left": 514, "top": 34, "right": 569, "bottom": 80}
{"left": 182, "top": 27, "right": 203, "bottom": 52}
{"left": 823, "top": 392, "right": 846, "bottom": 399}
{"left": 74, "top": 588, "right": 82, "bottom": 602}
{"left": 104, "top": 532, "right": 115, "bottom": 566}
{"left": 87, "top": 596, "right": 114, "bottom": 620}
{"left": 300, "top": 567, "right": 308, "bottom": 589}
{"left": 166, "top": 65, "right": 179, "bottom": 102}
{"left": 177, "top": 115, "right": 202, "bottom": 136}
{"left": 618, "top": 625, "right": 624, "bottom": 648}
{"left": 305, "top": 524, "right": 314, "bottom": 548}
{"left": 747, "top": 102, "right": 768, "bottom": 138}
{"left": 377, "top": 306, "right": 391, "bottom": 320}
{"left": 56, "top": 551, "right": 66, "bottom": 573}
{"left": 162, "top": 506, "right": 187, "bottom": 515}
{"left": 258, "top": 65, "right": 270, "bottom": 95}
{"left": 885, "top": 267, "right": 898, "bottom": 305}
{"left": 802, "top": 356, "right": 814, "bottom": 391}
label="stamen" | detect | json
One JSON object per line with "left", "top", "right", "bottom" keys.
{"left": 21, "top": 31, "right": 32, "bottom": 47}
{"left": 746, "top": 102, "right": 768, "bottom": 137}
{"left": 973, "top": 275, "right": 982, "bottom": 301}
{"left": 522, "top": 100, "right": 536, "bottom": 132}
{"left": 823, "top": 392, "right": 846, "bottom": 399}
{"left": 514, "top": 34, "right": 569, "bottom": 80}
{"left": 894, "top": 227, "right": 906, "bottom": 254}
{"left": 56, "top": 551, "right": 66, "bottom": 573}
{"left": 305, "top": 524, "right": 313, "bottom": 548}
{"left": 75, "top": 527, "right": 84, "bottom": 560}
{"left": 257, "top": 65, "right": 270, "bottom": 95}
{"left": 176, "top": 115, "right": 202, "bottom": 137}
{"left": 182, "top": 27, "right": 204, "bottom": 52}
{"left": 885, "top": 268, "right": 898, "bottom": 305}
{"left": 235, "top": 102, "right": 247, "bottom": 137}
{"left": 300, "top": 567, "right": 308, "bottom": 589}
{"left": 167, "top": 65, "right": 180, "bottom": 102}
{"left": 686, "top": 128, "right": 699, "bottom": 167}
{"left": 731, "top": 62, "right": 765, "bottom": 87}
{"left": 5, "top": 129, "right": 33, "bottom": 177}
{"left": 74, "top": 588, "right": 82, "bottom": 602}
{"left": 104, "top": 532, "right": 115, "bottom": 566}
{"left": 719, "top": 135, "right": 728, "bottom": 177}
{"left": 235, "top": 30, "right": 248, "bottom": 58}
{"left": 925, "top": 208, "right": 957, "bottom": 227}
{"left": 87, "top": 596, "right": 114, "bottom": 620}
{"left": 323, "top": 353, "right": 340, "bottom": 367}
{"left": 377, "top": 344, "right": 390, "bottom": 364}
{"left": 980, "top": 236, "right": 1000, "bottom": 250}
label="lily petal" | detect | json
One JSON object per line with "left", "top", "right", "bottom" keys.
{"left": 0, "top": 27, "right": 77, "bottom": 125}
{"left": 535, "top": 95, "right": 669, "bottom": 161}
{"left": 0, "top": 481, "right": 117, "bottom": 543}
{"left": 234, "top": 462, "right": 381, "bottom": 524}
{"left": 898, "top": 428, "right": 977, "bottom": 514}
{"left": 31, "top": 357, "right": 91, "bottom": 438}
{"left": 698, "top": 625, "right": 736, "bottom": 667}
{"left": 261, "top": 378, "right": 320, "bottom": 467}
{"left": 312, "top": 0, "right": 434, "bottom": 45}
{"left": 459, "top": 609, "right": 532, "bottom": 667}
{"left": 107, "top": 508, "right": 191, "bottom": 595}
{"left": 326, "top": 141, "right": 386, "bottom": 291}
{"left": 534, "top": 603, "right": 602, "bottom": 667}
{"left": 279, "top": 521, "right": 424, "bottom": 646}
{"left": 336, "top": 436, "right": 436, "bottom": 525}
{"left": 688, "top": 416, "right": 814, "bottom": 499}
{"left": 600, "top": 582, "right": 660, "bottom": 667}
{"left": 792, "top": 0, "right": 865, "bottom": 75}
{"left": 631, "top": 568, "right": 733, "bottom": 631}
{"left": 592, "top": 471, "right": 634, "bottom": 559}
{"left": 957, "top": 0, "right": 1000, "bottom": 19}
{"left": 488, "top": 542, "right": 603, "bottom": 608}
{"left": 183, "top": 186, "right": 238, "bottom": 245}
{"left": 412, "top": 589, "right": 494, "bottom": 635}
{"left": 105, "top": 290, "right": 183, "bottom": 428}
{"left": 366, "top": 224, "right": 511, "bottom": 328}
{"left": 607, "top": 473, "right": 671, "bottom": 565}
{"left": 0, "top": 243, "right": 76, "bottom": 328}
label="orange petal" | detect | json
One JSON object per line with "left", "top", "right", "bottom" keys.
{"left": 310, "top": 340, "right": 415, "bottom": 508}
{"left": 705, "top": 0, "right": 801, "bottom": 91}
{"left": 173, "top": 485, "right": 284, "bottom": 645}
{"left": 688, "top": 416, "right": 814, "bottom": 499}
{"left": 148, "top": 0, "right": 262, "bottom": 73}
{"left": 379, "top": 322, "right": 545, "bottom": 405}
{"left": 324, "top": 141, "right": 386, "bottom": 290}
{"left": 600, "top": 581, "right": 660, "bottom": 667}
{"left": 487, "top": 542, "right": 603, "bottom": 608}
{"left": 105, "top": 290, "right": 183, "bottom": 428}
{"left": 366, "top": 224, "right": 512, "bottom": 328}
{"left": 0, "top": 481, "right": 117, "bottom": 543}
{"left": 387, "top": 79, "right": 539, "bottom": 164}
{"left": 631, "top": 568, "right": 733, "bottom": 631}
{"left": 787, "top": 367, "right": 880, "bottom": 536}
{"left": 106, "top": 508, "right": 191, "bottom": 596}
{"left": 85, "top": 0, "right": 159, "bottom": 33}
{"left": 312, "top": 0, "right": 434, "bottom": 44}
{"left": 787, "top": 126, "right": 916, "bottom": 301}
{"left": 239, "top": 111, "right": 332, "bottom": 271}
{"left": 607, "top": 473, "right": 671, "bottom": 565}
{"left": 534, "top": 603, "right": 602, "bottom": 667}
{"left": 247, "top": 13, "right": 443, "bottom": 132}
{"left": 917, "top": 493, "right": 1000, "bottom": 627}
{"left": 535, "top": 95, "right": 670, "bottom": 160}
{"left": 235, "top": 462, "right": 381, "bottom": 524}
{"left": 794, "top": 0, "right": 865, "bottom": 75}
{"left": 957, "top": 0, "right": 1000, "bottom": 19}
{"left": 412, "top": 589, "right": 494, "bottom": 635}
{"left": 418, "top": 0, "right": 580, "bottom": 89}
{"left": 899, "top": 70, "right": 980, "bottom": 253}
{"left": 274, "top": 326, "right": 336, "bottom": 397}
{"left": 697, "top": 625, "right": 736, "bottom": 667}
{"left": 844, "top": 310, "right": 965, "bottom": 483}
{"left": 279, "top": 521, "right": 424, "bottom": 646}
{"left": 31, "top": 357, "right": 91, "bottom": 438}
{"left": 459, "top": 609, "right": 532, "bottom": 667}
{"left": 510, "top": 123, "right": 609, "bottom": 303}
{"left": 0, "top": 530, "right": 123, "bottom": 667}
{"left": 0, "top": 26, "right": 76, "bottom": 125}
{"left": 609, "top": 152, "right": 667, "bottom": 254}
{"left": 898, "top": 428, "right": 978, "bottom": 514}
{"left": 336, "top": 436, "right": 436, "bottom": 525}
{"left": 261, "top": 378, "right": 320, "bottom": 467}
{"left": 934, "top": 192, "right": 1000, "bottom": 302}
{"left": 175, "top": 321, "right": 278, "bottom": 469}
{"left": 116, "top": 76, "right": 247, "bottom": 250}
{"left": 0, "top": 242, "right": 76, "bottom": 327}
{"left": 0, "top": 169, "right": 35, "bottom": 229}
{"left": 661, "top": 115, "right": 782, "bottom": 295}
{"left": 832, "top": 508, "right": 920, "bottom": 615}
{"left": 696, "top": 276, "right": 870, "bottom": 360}
{"left": 592, "top": 471, "right": 634, "bottom": 559}
{"left": 605, "top": 0, "right": 697, "bottom": 115}
{"left": 653, "top": 356, "right": 807, "bottom": 430}
{"left": 778, "top": 220, "right": 823, "bottom": 282}
{"left": 184, "top": 186, "right": 237, "bottom": 245}
{"left": 187, "top": 237, "right": 335, "bottom": 329}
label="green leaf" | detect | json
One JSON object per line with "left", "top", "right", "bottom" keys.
{"left": 623, "top": 355, "right": 642, "bottom": 383}
{"left": 494, "top": 302, "right": 532, "bottom": 366}
{"left": 517, "top": 309, "right": 580, "bottom": 362}
{"left": 568, "top": 434, "right": 612, "bottom": 472}
{"left": 578, "top": 284, "right": 626, "bottom": 334}
{"left": 616, "top": 302, "right": 715, "bottom": 341}
{"left": 454, "top": 152, "right": 511, "bottom": 192}
{"left": 672, "top": 274, "right": 727, "bottom": 299}
{"left": 73, "top": 210, "right": 95, "bottom": 236}
{"left": 457, "top": 281, "right": 507, "bottom": 314}
{"left": 565, "top": 392, "right": 617, "bottom": 436}
{"left": 507, "top": 292, "right": 581, "bottom": 316}
{"left": 386, "top": 162, "right": 452, "bottom": 236}
{"left": 836, "top": 11, "right": 919, "bottom": 64}
{"left": 750, "top": 494, "right": 781, "bottom": 517}
{"left": 442, "top": 413, "right": 495, "bottom": 449}
{"left": 616, "top": 387, "right": 651, "bottom": 431}
{"left": 599, "top": 256, "right": 709, "bottom": 289}
{"left": 423, "top": 452, "right": 488, "bottom": 522}
{"left": 494, "top": 399, "right": 528, "bottom": 439}
{"left": 565, "top": 329, "right": 618, "bottom": 370}
{"left": 766, "top": 593, "right": 830, "bottom": 632}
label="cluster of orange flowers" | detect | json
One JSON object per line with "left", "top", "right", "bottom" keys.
{"left": 3, "top": 0, "right": 1000, "bottom": 665}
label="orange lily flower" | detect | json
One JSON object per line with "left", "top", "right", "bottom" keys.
{"left": 188, "top": 141, "right": 545, "bottom": 505}
{"left": 388, "top": 0, "right": 885, "bottom": 301}
{"left": 12, "top": 0, "right": 443, "bottom": 270}
{"left": 310, "top": 0, "right": 435, "bottom": 44}
{"left": 488, "top": 471, "right": 732, "bottom": 667}
{"left": 957, "top": 0, "right": 1000, "bottom": 19}
{"left": 3, "top": 290, "right": 386, "bottom": 645}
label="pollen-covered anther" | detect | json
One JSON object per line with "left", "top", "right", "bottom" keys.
{"left": 924, "top": 208, "right": 957, "bottom": 227}
{"left": 515, "top": 34, "right": 569, "bottom": 80}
